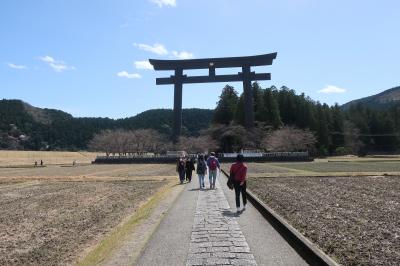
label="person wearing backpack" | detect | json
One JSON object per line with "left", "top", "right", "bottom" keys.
{"left": 230, "top": 154, "right": 247, "bottom": 213}
{"left": 196, "top": 154, "right": 207, "bottom": 189}
{"left": 206, "top": 152, "right": 220, "bottom": 189}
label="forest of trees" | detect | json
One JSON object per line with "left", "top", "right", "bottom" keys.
{"left": 211, "top": 83, "right": 400, "bottom": 155}
{"left": 1, "top": 83, "right": 400, "bottom": 155}
{"left": 0, "top": 99, "right": 213, "bottom": 151}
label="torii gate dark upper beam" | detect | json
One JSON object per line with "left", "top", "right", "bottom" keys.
{"left": 149, "top": 52, "right": 277, "bottom": 142}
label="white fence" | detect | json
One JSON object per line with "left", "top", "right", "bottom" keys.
{"left": 222, "top": 151, "right": 309, "bottom": 158}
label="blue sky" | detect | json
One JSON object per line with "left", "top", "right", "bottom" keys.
{"left": 1, "top": 0, "right": 399, "bottom": 118}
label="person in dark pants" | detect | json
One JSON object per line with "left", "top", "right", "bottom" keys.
{"left": 196, "top": 154, "right": 207, "bottom": 189}
{"left": 185, "top": 157, "right": 195, "bottom": 182}
{"left": 229, "top": 154, "right": 247, "bottom": 213}
{"left": 176, "top": 157, "right": 186, "bottom": 184}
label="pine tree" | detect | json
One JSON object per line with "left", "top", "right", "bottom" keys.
{"left": 330, "top": 103, "right": 344, "bottom": 150}
{"left": 263, "top": 87, "right": 282, "bottom": 129}
{"left": 213, "top": 85, "right": 239, "bottom": 125}
{"left": 252, "top": 82, "right": 266, "bottom": 122}
{"left": 234, "top": 93, "right": 245, "bottom": 126}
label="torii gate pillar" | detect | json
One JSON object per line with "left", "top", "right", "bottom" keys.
{"left": 242, "top": 66, "right": 255, "bottom": 129}
{"left": 173, "top": 69, "right": 183, "bottom": 142}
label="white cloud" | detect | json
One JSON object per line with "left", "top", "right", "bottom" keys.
{"left": 40, "top": 55, "right": 55, "bottom": 63}
{"left": 7, "top": 63, "right": 28, "bottom": 70}
{"left": 133, "top": 43, "right": 194, "bottom": 61}
{"left": 39, "top": 55, "right": 74, "bottom": 72}
{"left": 171, "top": 51, "right": 194, "bottom": 59}
{"left": 134, "top": 60, "right": 153, "bottom": 70}
{"left": 318, "top": 85, "right": 347, "bottom": 94}
{"left": 133, "top": 43, "right": 168, "bottom": 55}
{"left": 150, "top": 0, "right": 176, "bottom": 7}
{"left": 117, "top": 71, "right": 141, "bottom": 79}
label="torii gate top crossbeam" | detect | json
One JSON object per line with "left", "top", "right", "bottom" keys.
{"left": 149, "top": 52, "right": 277, "bottom": 70}
{"left": 149, "top": 52, "right": 277, "bottom": 141}
{"left": 149, "top": 53, "right": 277, "bottom": 85}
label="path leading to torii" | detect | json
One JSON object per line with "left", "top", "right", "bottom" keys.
{"left": 136, "top": 174, "right": 307, "bottom": 266}
{"left": 186, "top": 179, "right": 256, "bottom": 265}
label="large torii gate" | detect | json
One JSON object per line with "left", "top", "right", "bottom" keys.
{"left": 149, "top": 52, "right": 277, "bottom": 142}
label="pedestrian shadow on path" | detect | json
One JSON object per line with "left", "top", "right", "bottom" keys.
{"left": 188, "top": 188, "right": 215, "bottom": 192}
{"left": 221, "top": 209, "right": 242, "bottom": 217}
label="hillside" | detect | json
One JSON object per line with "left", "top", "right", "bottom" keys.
{"left": 342, "top": 86, "right": 400, "bottom": 110}
{"left": 2, "top": 83, "right": 399, "bottom": 153}
{"left": 0, "top": 99, "right": 213, "bottom": 150}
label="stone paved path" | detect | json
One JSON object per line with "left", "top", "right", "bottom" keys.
{"left": 137, "top": 174, "right": 306, "bottom": 266}
{"left": 186, "top": 179, "right": 257, "bottom": 266}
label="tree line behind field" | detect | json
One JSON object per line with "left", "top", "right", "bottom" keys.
{"left": 211, "top": 83, "right": 400, "bottom": 155}
{"left": 1, "top": 84, "right": 400, "bottom": 155}
{"left": 88, "top": 84, "right": 400, "bottom": 156}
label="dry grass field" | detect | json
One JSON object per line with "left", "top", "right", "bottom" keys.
{"left": 3, "top": 151, "right": 399, "bottom": 265}
{"left": 223, "top": 159, "right": 400, "bottom": 178}
{"left": 0, "top": 151, "right": 99, "bottom": 166}
{"left": 0, "top": 151, "right": 179, "bottom": 265}
{"left": 248, "top": 176, "right": 400, "bottom": 265}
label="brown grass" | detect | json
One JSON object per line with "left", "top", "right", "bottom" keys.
{"left": 0, "top": 157, "right": 180, "bottom": 265}
{"left": 0, "top": 151, "right": 100, "bottom": 166}
{"left": 249, "top": 176, "right": 400, "bottom": 265}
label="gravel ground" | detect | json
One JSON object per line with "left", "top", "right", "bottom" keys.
{"left": 0, "top": 179, "right": 166, "bottom": 265}
{"left": 248, "top": 176, "right": 400, "bottom": 266}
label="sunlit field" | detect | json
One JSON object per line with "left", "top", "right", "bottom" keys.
{"left": 0, "top": 152, "right": 177, "bottom": 265}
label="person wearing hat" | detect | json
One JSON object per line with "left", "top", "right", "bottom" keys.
{"left": 229, "top": 154, "right": 247, "bottom": 213}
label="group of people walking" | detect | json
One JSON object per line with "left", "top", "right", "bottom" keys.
{"left": 176, "top": 152, "right": 248, "bottom": 213}
{"left": 176, "top": 156, "right": 195, "bottom": 183}
{"left": 176, "top": 152, "right": 220, "bottom": 189}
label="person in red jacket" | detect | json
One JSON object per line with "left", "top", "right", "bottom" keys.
{"left": 229, "top": 154, "right": 247, "bottom": 213}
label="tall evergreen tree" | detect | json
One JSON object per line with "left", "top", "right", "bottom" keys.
{"left": 252, "top": 82, "right": 266, "bottom": 122}
{"left": 234, "top": 93, "right": 245, "bottom": 126}
{"left": 263, "top": 87, "right": 282, "bottom": 129}
{"left": 213, "top": 85, "right": 239, "bottom": 125}
{"left": 315, "top": 103, "right": 330, "bottom": 154}
{"left": 330, "top": 103, "right": 344, "bottom": 150}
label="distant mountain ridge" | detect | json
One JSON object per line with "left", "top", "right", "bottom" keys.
{"left": 0, "top": 99, "right": 213, "bottom": 150}
{"left": 342, "top": 86, "right": 400, "bottom": 110}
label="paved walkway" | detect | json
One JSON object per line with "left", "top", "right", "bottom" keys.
{"left": 137, "top": 173, "right": 306, "bottom": 266}
{"left": 187, "top": 179, "right": 257, "bottom": 265}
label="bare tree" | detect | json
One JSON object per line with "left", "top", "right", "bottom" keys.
{"left": 176, "top": 135, "right": 218, "bottom": 153}
{"left": 263, "top": 126, "right": 316, "bottom": 152}
{"left": 88, "top": 129, "right": 169, "bottom": 155}
{"left": 88, "top": 130, "right": 116, "bottom": 156}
